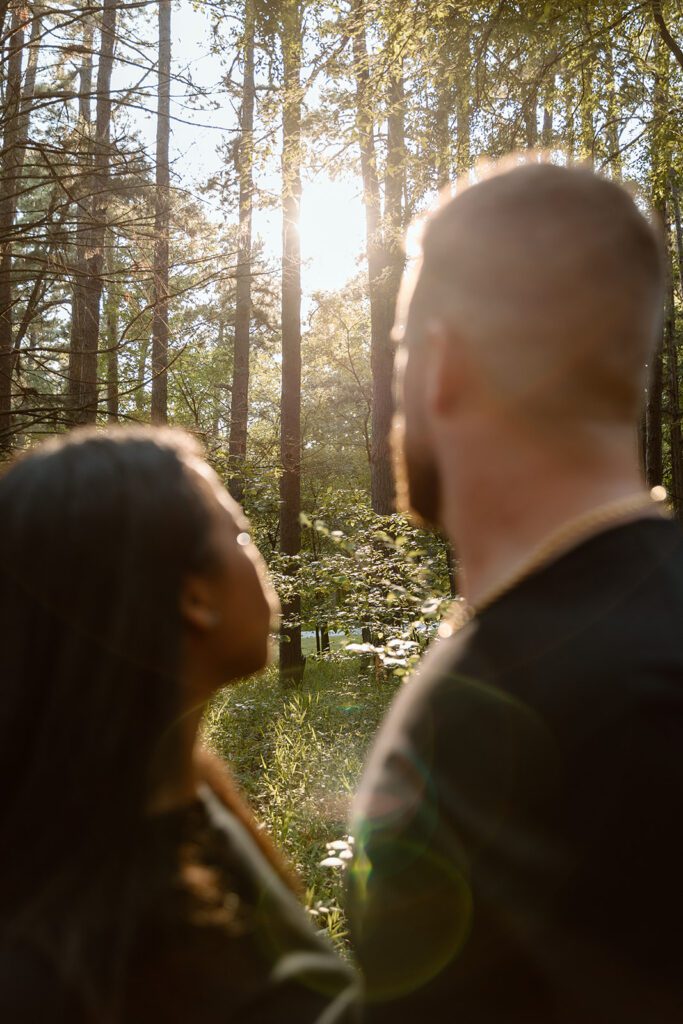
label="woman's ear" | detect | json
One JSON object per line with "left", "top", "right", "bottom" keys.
{"left": 180, "top": 575, "right": 220, "bottom": 632}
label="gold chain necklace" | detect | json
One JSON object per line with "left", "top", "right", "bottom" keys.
{"left": 440, "top": 487, "right": 671, "bottom": 637}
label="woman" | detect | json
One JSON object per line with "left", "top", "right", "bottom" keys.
{"left": 0, "top": 426, "right": 359, "bottom": 1023}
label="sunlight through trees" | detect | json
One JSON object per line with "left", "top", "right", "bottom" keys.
{"left": 1, "top": 0, "right": 682, "bottom": 677}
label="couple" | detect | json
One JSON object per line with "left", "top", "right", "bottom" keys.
{"left": 1, "top": 159, "right": 682, "bottom": 1023}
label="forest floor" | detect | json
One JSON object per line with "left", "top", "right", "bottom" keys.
{"left": 202, "top": 658, "right": 401, "bottom": 951}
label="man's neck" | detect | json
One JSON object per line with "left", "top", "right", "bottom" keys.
{"left": 439, "top": 434, "right": 650, "bottom": 608}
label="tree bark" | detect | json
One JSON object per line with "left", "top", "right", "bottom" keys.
{"left": 434, "top": 34, "right": 452, "bottom": 193}
{"left": 151, "top": 0, "right": 171, "bottom": 424}
{"left": 135, "top": 335, "right": 150, "bottom": 416}
{"left": 68, "top": 15, "right": 94, "bottom": 416}
{"left": 212, "top": 317, "right": 225, "bottom": 437}
{"left": 542, "top": 73, "right": 555, "bottom": 149}
{"left": 372, "top": 53, "right": 405, "bottom": 514}
{"left": 278, "top": 0, "right": 304, "bottom": 684}
{"left": 352, "top": 0, "right": 397, "bottom": 514}
{"left": 523, "top": 84, "right": 538, "bottom": 149}
{"left": 664, "top": 282, "right": 681, "bottom": 514}
{"left": 646, "top": 41, "right": 669, "bottom": 492}
{"left": 0, "top": 1, "right": 41, "bottom": 409}
{"left": 445, "top": 542, "right": 457, "bottom": 598}
{"left": 604, "top": 42, "right": 622, "bottom": 177}
{"left": 0, "top": 0, "right": 10, "bottom": 37}
{"left": 578, "top": 6, "right": 597, "bottom": 161}
{"left": 454, "top": 27, "right": 471, "bottom": 179}
{"left": 0, "top": 4, "right": 26, "bottom": 452}
{"left": 16, "top": 7, "right": 41, "bottom": 161}
{"left": 652, "top": 0, "right": 683, "bottom": 72}
{"left": 228, "top": 0, "right": 255, "bottom": 503}
{"left": 646, "top": 338, "right": 664, "bottom": 487}
{"left": 106, "top": 318, "right": 119, "bottom": 422}
{"left": 105, "top": 238, "right": 119, "bottom": 422}
{"left": 667, "top": 176, "right": 683, "bottom": 515}
{"left": 77, "top": 0, "right": 117, "bottom": 424}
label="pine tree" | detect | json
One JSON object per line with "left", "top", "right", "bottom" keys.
{"left": 151, "top": 0, "right": 171, "bottom": 424}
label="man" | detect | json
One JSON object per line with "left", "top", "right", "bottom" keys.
{"left": 346, "top": 159, "right": 683, "bottom": 1023}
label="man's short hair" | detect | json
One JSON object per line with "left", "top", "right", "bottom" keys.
{"left": 407, "top": 157, "right": 665, "bottom": 424}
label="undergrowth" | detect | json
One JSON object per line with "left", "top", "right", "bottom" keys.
{"left": 202, "top": 658, "right": 400, "bottom": 950}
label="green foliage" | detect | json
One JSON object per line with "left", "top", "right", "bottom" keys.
{"left": 263, "top": 487, "right": 453, "bottom": 673}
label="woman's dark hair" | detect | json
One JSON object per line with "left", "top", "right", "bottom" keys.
{"left": 0, "top": 427, "right": 221, "bottom": 1012}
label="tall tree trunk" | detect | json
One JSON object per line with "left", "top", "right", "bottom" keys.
{"left": 523, "top": 84, "right": 538, "bottom": 148}
{"left": 7, "top": 6, "right": 42, "bottom": 391}
{"left": 563, "top": 65, "right": 577, "bottom": 159}
{"left": 445, "top": 543, "right": 457, "bottom": 598}
{"left": 454, "top": 28, "right": 471, "bottom": 179}
{"left": 372, "top": 53, "right": 405, "bottom": 514}
{"left": 151, "top": 0, "right": 171, "bottom": 424}
{"left": 68, "top": 15, "right": 94, "bottom": 416}
{"left": 228, "top": 0, "right": 255, "bottom": 503}
{"left": 278, "top": 0, "right": 304, "bottom": 684}
{"left": 667, "top": 176, "right": 683, "bottom": 515}
{"left": 352, "top": 0, "right": 396, "bottom": 514}
{"left": 434, "top": 34, "right": 452, "bottom": 193}
{"left": 638, "top": 408, "right": 647, "bottom": 477}
{"left": 664, "top": 280, "right": 682, "bottom": 514}
{"left": 105, "top": 237, "right": 119, "bottom": 422}
{"left": 604, "top": 43, "right": 622, "bottom": 177}
{"left": 434, "top": 93, "right": 450, "bottom": 192}
{"left": 0, "top": 0, "right": 10, "bottom": 37}
{"left": 16, "top": 6, "right": 40, "bottom": 161}
{"left": 646, "top": 339, "right": 664, "bottom": 487}
{"left": 0, "top": 3, "right": 25, "bottom": 452}
{"left": 213, "top": 317, "right": 225, "bottom": 437}
{"left": 542, "top": 73, "right": 555, "bottom": 148}
{"left": 646, "top": 42, "right": 669, "bottom": 490}
{"left": 135, "top": 334, "right": 150, "bottom": 416}
{"left": 78, "top": 0, "right": 117, "bottom": 424}
{"left": 578, "top": 5, "right": 596, "bottom": 160}
{"left": 579, "top": 74, "right": 595, "bottom": 159}
{"left": 106, "top": 317, "right": 119, "bottom": 422}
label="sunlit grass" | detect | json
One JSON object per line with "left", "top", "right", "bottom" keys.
{"left": 202, "top": 659, "right": 400, "bottom": 950}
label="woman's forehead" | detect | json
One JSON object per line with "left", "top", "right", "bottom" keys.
{"left": 214, "top": 485, "right": 249, "bottom": 531}
{"left": 185, "top": 456, "right": 250, "bottom": 533}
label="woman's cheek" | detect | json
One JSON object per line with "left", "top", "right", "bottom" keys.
{"left": 237, "top": 550, "right": 272, "bottom": 632}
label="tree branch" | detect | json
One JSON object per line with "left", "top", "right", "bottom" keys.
{"left": 652, "top": 0, "right": 683, "bottom": 70}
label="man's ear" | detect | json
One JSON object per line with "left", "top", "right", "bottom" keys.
{"left": 424, "top": 319, "right": 464, "bottom": 418}
{"left": 180, "top": 575, "right": 220, "bottom": 632}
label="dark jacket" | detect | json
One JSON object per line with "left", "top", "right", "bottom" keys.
{"left": 347, "top": 518, "right": 683, "bottom": 1023}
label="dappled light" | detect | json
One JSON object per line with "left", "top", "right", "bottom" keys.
{"left": 2, "top": 1, "right": 683, "bottom": 1021}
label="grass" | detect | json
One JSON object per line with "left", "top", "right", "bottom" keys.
{"left": 202, "top": 657, "right": 400, "bottom": 950}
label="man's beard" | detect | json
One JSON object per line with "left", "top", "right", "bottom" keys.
{"left": 390, "top": 414, "right": 441, "bottom": 528}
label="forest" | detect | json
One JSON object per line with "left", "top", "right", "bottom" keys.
{"left": 2, "top": 0, "right": 683, "bottom": 935}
